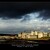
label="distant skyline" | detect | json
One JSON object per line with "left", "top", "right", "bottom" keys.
{"left": 0, "top": 2, "right": 50, "bottom": 34}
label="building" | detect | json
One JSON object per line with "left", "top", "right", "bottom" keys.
{"left": 18, "top": 33, "right": 22, "bottom": 38}
{"left": 48, "top": 33, "right": 50, "bottom": 37}
{"left": 31, "top": 31, "right": 34, "bottom": 35}
{"left": 18, "top": 31, "right": 50, "bottom": 39}
{"left": 18, "top": 32, "right": 27, "bottom": 39}
{"left": 26, "top": 34, "right": 30, "bottom": 38}
{"left": 43, "top": 32, "right": 48, "bottom": 37}
{"left": 21, "top": 32, "right": 27, "bottom": 39}
{"left": 30, "top": 35, "right": 37, "bottom": 39}
{"left": 34, "top": 31, "right": 38, "bottom": 35}
{"left": 38, "top": 32, "right": 43, "bottom": 38}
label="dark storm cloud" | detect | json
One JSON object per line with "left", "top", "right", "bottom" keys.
{"left": 21, "top": 14, "right": 31, "bottom": 22}
{"left": 0, "top": 2, "right": 50, "bottom": 19}
{"left": 0, "top": 2, "right": 35, "bottom": 19}
{"left": 37, "top": 10, "right": 50, "bottom": 20}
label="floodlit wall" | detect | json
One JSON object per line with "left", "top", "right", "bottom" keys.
{"left": 18, "top": 33, "right": 22, "bottom": 38}
{"left": 34, "top": 31, "right": 38, "bottom": 35}
{"left": 38, "top": 32, "right": 43, "bottom": 38}
{"left": 30, "top": 35, "right": 37, "bottom": 39}
{"left": 31, "top": 31, "right": 35, "bottom": 35}
{"left": 49, "top": 33, "right": 50, "bottom": 37}
{"left": 43, "top": 32, "right": 48, "bottom": 37}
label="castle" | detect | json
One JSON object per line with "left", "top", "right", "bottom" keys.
{"left": 18, "top": 31, "right": 50, "bottom": 39}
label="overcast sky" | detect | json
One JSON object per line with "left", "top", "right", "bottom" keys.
{"left": 0, "top": 2, "right": 50, "bottom": 34}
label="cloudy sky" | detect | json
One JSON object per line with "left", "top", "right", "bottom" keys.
{"left": 0, "top": 2, "right": 50, "bottom": 34}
